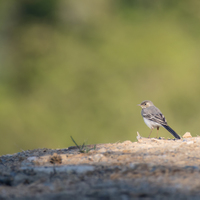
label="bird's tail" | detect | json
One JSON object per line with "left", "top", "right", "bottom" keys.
{"left": 162, "top": 125, "right": 181, "bottom": 139}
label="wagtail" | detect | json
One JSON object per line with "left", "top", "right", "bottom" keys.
{"left": 138, "top": 100, "right": 181, "bottom": 139}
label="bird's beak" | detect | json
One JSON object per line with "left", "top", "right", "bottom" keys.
{"left": 137, "top": 104, "right": 141, "bottom": 107}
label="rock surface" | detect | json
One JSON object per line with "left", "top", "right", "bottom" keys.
{"left": 0, "top": 132, "right": 200, "bottom": 199}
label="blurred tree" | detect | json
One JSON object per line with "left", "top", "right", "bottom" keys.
{"left": 5, "top": 0, "right": 59, "bottom": 94}
{"left": 19, "top": 0, "right": 58, "bottom": 22}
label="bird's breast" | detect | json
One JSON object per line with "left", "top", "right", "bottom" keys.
{"left": 143, "top": 118, "right": 162, "bottom": 129}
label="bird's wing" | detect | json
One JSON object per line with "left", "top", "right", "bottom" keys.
{"left": 142, "top": 107, "right": 168, "bottom": 126}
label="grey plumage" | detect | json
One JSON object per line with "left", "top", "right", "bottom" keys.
{"left": 141, "top": 106, "right": 167, "bottom": 127}
{"left": 138, "top": 100, "right": 181, "bottom": 139}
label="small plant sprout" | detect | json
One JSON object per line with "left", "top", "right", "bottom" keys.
{"left": 70, "top": 136, "right": 96, "bottom": 153}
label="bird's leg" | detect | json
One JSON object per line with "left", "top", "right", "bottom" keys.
{"left": 156, "top": 127, "right": 159, "bottom": 138}
{"left": 148, "top": 128, "right": 153, "bottom": 138}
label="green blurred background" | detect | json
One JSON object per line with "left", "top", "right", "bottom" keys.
{"left": 0, "top": 0, "right": 200, "bottom": 155}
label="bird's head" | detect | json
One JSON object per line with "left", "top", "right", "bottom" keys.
{"left": 137, "top": 100, "right": 154, "bottom": 108}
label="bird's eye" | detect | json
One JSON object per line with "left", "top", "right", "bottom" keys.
{"left": 144, "top": 103, "right": 146, "bottom": 105}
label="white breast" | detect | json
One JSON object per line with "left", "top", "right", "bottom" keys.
{"left": 143, "top": 118, "right": 161, "bottom": 129}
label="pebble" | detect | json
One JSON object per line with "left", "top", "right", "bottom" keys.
{"left": 183, "top": 132, "right": 192, "bottom": 138}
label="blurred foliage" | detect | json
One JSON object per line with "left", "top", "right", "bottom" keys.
{"left": 19, "top": 0, "right": 58, "bottom": 22}
{"left": 0, "top": 0, "right": 200, "bottom": 154}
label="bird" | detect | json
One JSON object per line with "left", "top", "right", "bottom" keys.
{"left": 138, "top": 100, "right": 181, "bottom": 139}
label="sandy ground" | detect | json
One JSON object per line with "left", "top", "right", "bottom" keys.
{"left": 0, "top": 132, "right": 200, "bottom": 200}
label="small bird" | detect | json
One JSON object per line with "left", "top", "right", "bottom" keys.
{"left": 138, "top": 100, "right": 181, "bottom": 139}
